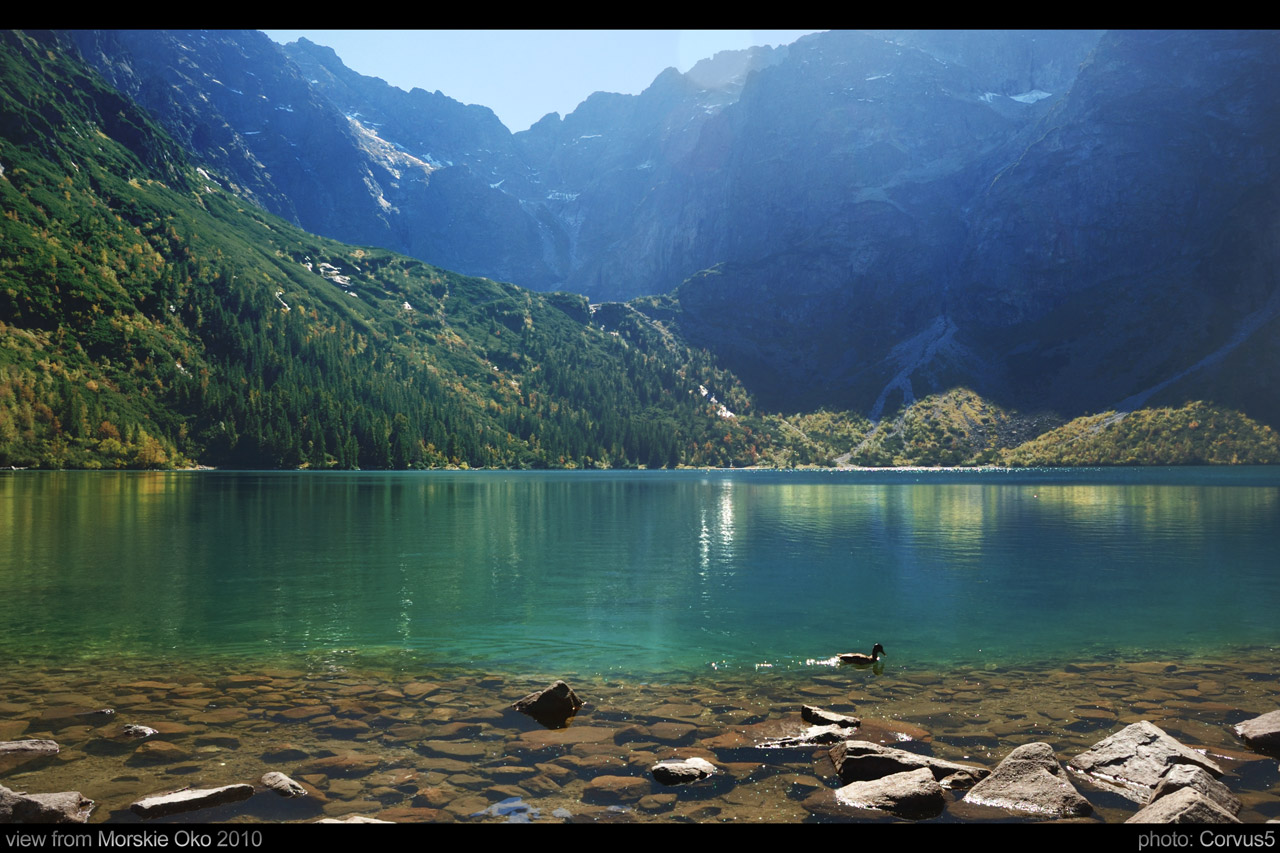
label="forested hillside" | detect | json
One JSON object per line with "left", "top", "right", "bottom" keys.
{"left": 0, "top": 30, "right": 771, "bottom": 470}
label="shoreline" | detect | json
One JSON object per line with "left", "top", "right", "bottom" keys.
{"left": 8, "top": 462, "right": 1280, "bottom": 475}
{"left": 3, "top": 647, "right": 1278, "bottom": 824}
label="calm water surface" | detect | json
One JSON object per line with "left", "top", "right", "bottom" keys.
{"left": 3, "top": 468, "right": 1277, "bottom": 679}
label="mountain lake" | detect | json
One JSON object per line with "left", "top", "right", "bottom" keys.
{"left": 1, "top": 467, "right": 1277, "bottom": 824}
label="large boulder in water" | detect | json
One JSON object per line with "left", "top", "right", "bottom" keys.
{"left": 1069, "top": 720, "right": 1222, "bottom": 802}
{"left": 833, "top": 767, "right": 946, "bottom": 820}
{"left": 829, "top": 740, "right": 990, "bottom": 786}
{"left": 1147, "top": 764, "right": 1240, "bottom": 817}
{"left": 1233, "top": 709, "right": 1280, "bottom": 756}
{"left": 963, "top": 742, "right": 1092, "bottom": 818}
{"left": 1126, "top": 787, "right": 1241, "bottom": 824}
{"left": 511, "top": 680, "right": 583, "bottom": 729}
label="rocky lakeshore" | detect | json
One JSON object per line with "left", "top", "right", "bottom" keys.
{"left": 1, "top": 650, "right": 1278, "bottom": 824}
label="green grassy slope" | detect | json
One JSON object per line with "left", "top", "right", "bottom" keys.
{"left": 998, "top": 401, "right": 1280, "bottom": 466}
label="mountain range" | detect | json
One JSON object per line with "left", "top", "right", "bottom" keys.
{"left": 2, "top": 29, "right": 1278, "bottom": 469}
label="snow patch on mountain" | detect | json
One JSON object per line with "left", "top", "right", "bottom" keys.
{"left": 346, "top": 116, "right": 435, "bottom": 187}
{"left": 1009, "top": 89, "right": 1052, "bottom": 104}
{"left": 981, "top": 90, "right": 1053, "bottom": 105}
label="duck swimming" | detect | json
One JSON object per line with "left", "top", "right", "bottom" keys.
{"left": 838, "top": 643, "right": 885, "bottom": 665}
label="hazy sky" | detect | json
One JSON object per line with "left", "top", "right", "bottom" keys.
{"left": 261, "top": 30, "right": 824, "bottom": 133}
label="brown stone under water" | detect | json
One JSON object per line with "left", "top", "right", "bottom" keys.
{"left": 0, "top": 650, "right": 1278, "bottom": 824}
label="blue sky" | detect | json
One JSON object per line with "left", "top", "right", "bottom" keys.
{"left": 261, "top": 30, "right": 823, "bottom": 133}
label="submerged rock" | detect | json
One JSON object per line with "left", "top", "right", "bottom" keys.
{"left": 1070, "top": 721, "right": 1222, "bottom": 802}
{"left": 261, "top": 742, "right": 310, "bottom": 762}
{"left": 0, "top": 784, "right": 95, "bottom": 823}
{"left": 130, "top": 784, "right": 255, "bottom": 819}
{"left": 1233, "top": 709, "right": 1280, "bottom": 756}
{"left": 647, "top": 721, "right": 698, "bottom": 745}
{"left": 828, "top": 740, "right": 990, "bottom": 785}
{"left": 127, "top": 740, "right": 191, "bottom": 765}
{"left": 36, "top": 707, "right": 114, "bottom": 727}
{"left": 582, "top": 775, "right": 649, "bottom": 805}
{"left": 1126, "top": 787, "right": 1242, "bottom": 824}
{"left": 651, "top": 757, "right": 716, "bottom": 786}
{"left": 297, "top": 751, "right": 382, "bottom": 777}
{"left": 963, "top": 742, "right": 1092, "bottom": 818}
{"left": 512, "top": 680, "right": 583, "bottom": 729}
{"left": 856, "top": 718, "right": 933, "bottom": 744}
{"left": 472, "top": 796, "right": 540, "bottom": 822}
{"left": 638, "top": 793, "right": 677, "bottom": 813}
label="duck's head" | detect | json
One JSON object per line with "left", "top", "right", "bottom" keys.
{"left": 871, "top": 643, "right": 886, "bottom": 657}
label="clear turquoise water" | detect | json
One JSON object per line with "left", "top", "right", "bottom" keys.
{"left": 3, "top": 468, "right": 1277, "bottom": 679}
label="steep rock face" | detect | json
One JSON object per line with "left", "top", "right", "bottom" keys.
{"left": 953, "top": 30, "right": 1280, "bottom": 423}
{"left": 667, "top": 30, "right": 1280, "bottom": 421}
{"left": 281, "top": 38, "right": 556, "bottom": 289}
{"left": 529, "top": 30, "right": 1100, "bottom": 308}
{"left": 512, "top": 46, "right": 787, "bottom": 300}
{"left": 67, "top": 30, "right": 551, "bottom": 289}
{"left": 68, "top": 30, "right": 361, "bottom": 234}
{"left": 869, "top": 30, "right": 1103, "bottom": 96}
{"left": 282, "top": 38, "right": 517, "bottom": 172}
{"left": 69, "top": 30, "right": 787, "bottom": 298}
{"left": 665, "top": 30, "right": 1100, "bottom": 411}
{"left": 597, "top": 31, "right": 1043, "bottom": 301}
